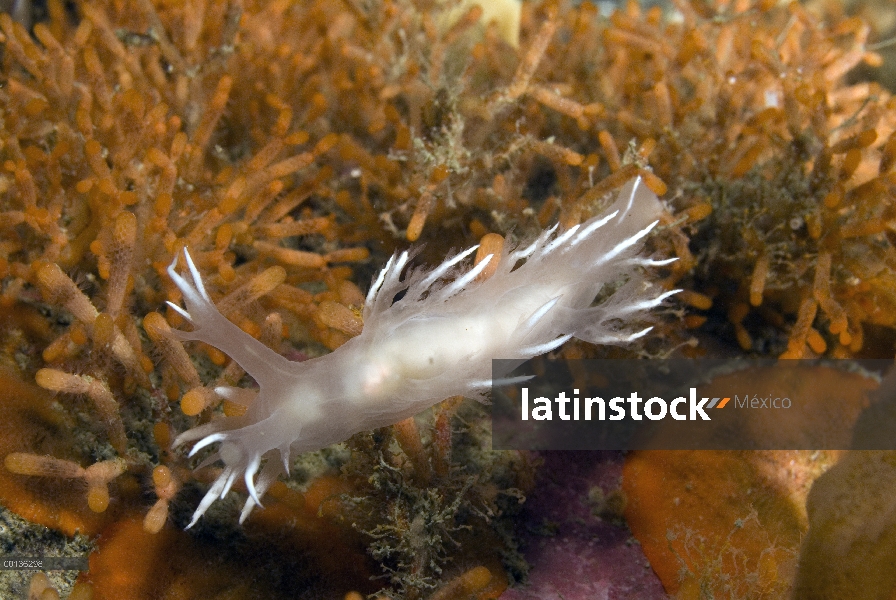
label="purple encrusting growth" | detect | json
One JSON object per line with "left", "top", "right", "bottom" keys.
{"left": 502, "top": 452, "right": 668, "bottom": 600}
{"left": 165, "top": 177, "right": 677, "bottom": 527}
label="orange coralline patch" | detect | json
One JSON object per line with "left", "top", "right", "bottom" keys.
{"left": 86, "top": 512, "right": 374, "bottom": 600}
{"left": 296, "top": 474, "right": 355, "bottom": 519}
{"left": 246, "top": 476, "right": 376, "bottom": 594}
{"left": 622, "top": 365, "right": 877, "bottom": 597}
{"left": 624, "top": 450, "right": 807, "bottom": 598}
{"left": 85, "top": 518, "right": 264, "bottom": 600}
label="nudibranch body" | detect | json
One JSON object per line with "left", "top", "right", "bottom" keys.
{"left": 166, "top": 177, "right": 677, "bottom": 527}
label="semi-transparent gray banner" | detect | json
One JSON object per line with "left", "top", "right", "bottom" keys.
{"left": 0, "top": 556, "right": 89, "bottom": 571}
{"left": 491, "top": 359, "right": 896, "bottom": 450}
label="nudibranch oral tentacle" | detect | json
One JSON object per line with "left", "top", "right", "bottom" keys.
{"left": 166, "top": 176, "right": 678, "bottom": 527}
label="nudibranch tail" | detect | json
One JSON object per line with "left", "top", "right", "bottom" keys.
{"left": 165, "top": 176, "right": 678, "bottom": 527}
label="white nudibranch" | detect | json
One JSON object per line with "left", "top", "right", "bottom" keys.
{"left": 166, "top": 176, "right": 678, "bottom": 527}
